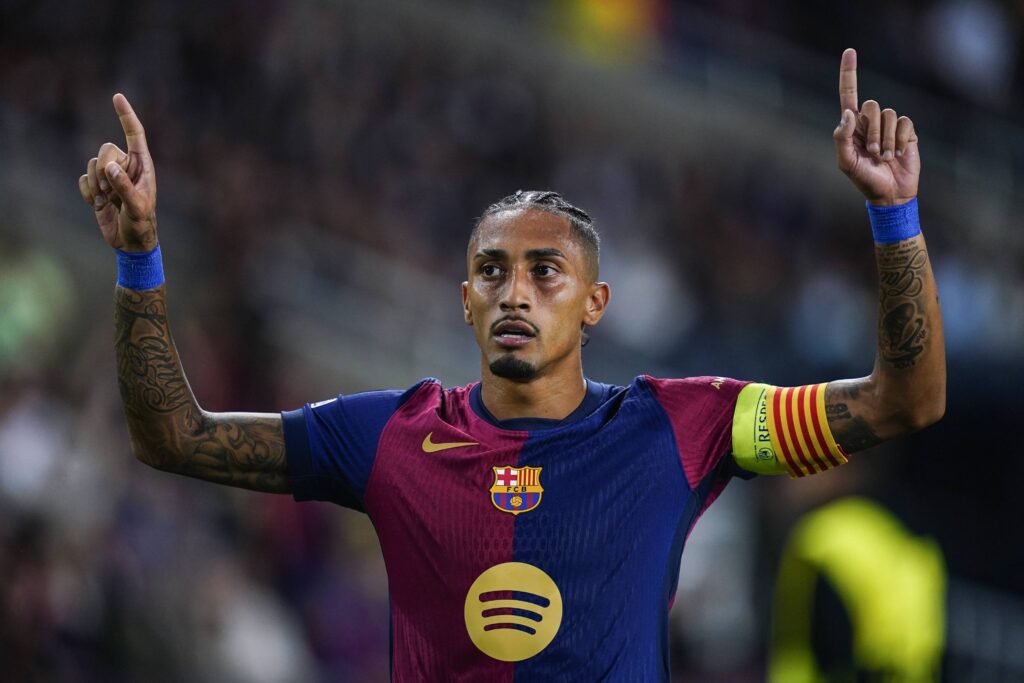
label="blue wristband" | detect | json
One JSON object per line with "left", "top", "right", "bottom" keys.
{"left": 116, "top": 244, "right": 165, "bottom": 290}
{"left": 866, "top": 197, "right": 921, "bottom": 244}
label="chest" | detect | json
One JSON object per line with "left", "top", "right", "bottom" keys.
{"left": 363, "top": 404, "right": 692, "bottom": 566}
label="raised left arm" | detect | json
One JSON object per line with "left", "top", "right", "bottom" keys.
{"left": 825, "top": 48, "right": 945, "bottom": 454}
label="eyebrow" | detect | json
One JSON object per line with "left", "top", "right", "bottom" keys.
{"left": 472, "top": 248, "right": 568, "bottom": 261}
{"left": 525, "top": 248, "right": 567, "bottom": 261}
{"left": 473, "top": 248, "right": 507, "bottom": 261}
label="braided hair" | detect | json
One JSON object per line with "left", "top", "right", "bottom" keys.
{"left": 470, "top": 190, "right": 600, "bottom": 280}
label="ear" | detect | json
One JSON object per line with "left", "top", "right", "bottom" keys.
{"left": 582, "top": 282, "right": 610, "bottom": 326}
{"left": 462, "top": 281, "right": 473, "bottom": 325}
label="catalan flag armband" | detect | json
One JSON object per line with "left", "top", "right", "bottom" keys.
{"left": 731, "top": 383, "right": 848, "bottom": 478}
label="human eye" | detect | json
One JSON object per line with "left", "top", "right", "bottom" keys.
{"left": 533, "top": 264, "right": 558, "bottom": 278}
{"left": 481, "top": 264, "right": 504, "bottom": 278}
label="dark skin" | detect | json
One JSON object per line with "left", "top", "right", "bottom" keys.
{"left": 112, "top": 285, "right": 289, "bottom": 492}
{"left": 824, "top": 48, "right": 945, "bottom": 447}
{"left": 79, "top": 95, "right": 289, "bottom": 493}
{"left": 79, "top": 49, "right": 943, "bottom": 492}
{"left": 462, "top": 208, "right": 609, "bottom": 421}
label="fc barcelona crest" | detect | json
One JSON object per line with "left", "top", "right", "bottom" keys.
{"left": 490, "top": 466, "right": 544, "bottom": 515}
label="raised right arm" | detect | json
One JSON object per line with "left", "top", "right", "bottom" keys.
{"left": 115, "top": 284, "right": 289, "bottom": 492}
{"left": 81, "top": 94, "right": 290, "bottom": 493}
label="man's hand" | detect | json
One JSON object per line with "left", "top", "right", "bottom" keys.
{"left": 77, "top": 94, "right": 158, "bottom": 252}
{"left": 833, "top": 49, "right": 920, "bottom": 206}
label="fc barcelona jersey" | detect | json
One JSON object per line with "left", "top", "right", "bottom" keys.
{"left": 282, "top": 375, "right": 750, "bottom": 681}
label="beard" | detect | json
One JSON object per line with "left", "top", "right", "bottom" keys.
{"left": 489, "top": 354, "right": 538, "bottom": 381}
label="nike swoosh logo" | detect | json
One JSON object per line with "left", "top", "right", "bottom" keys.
{"left": 422, "top": 432, "right": 479, "bottom": 453}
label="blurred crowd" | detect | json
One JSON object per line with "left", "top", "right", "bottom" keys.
{"left": 1, "top": 0, "right": 1022, "bottom": 680}
{"left": 687, "top": 0, "right": 1024, "bottom": 113}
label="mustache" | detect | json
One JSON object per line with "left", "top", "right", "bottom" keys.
{"left": 490, "top": 315, "right": 540, "bottom": 336}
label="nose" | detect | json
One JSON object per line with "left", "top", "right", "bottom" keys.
{"left": 499, "top": 266, "right": 531, "bottom": 311}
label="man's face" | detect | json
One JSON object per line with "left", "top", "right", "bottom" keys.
{"left": 462, "top": 208, "right": 609, "bottom": 382}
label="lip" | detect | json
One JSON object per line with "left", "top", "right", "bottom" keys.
{"left": 493, "top": 334, "right": 535, "bottom": 348}
{"left": 491, "top": 318, "right": 538, "bottom": 348}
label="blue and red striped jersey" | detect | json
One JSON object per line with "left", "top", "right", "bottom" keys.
{"left": 282, "top": 375, "right": 749, "bottom": 681}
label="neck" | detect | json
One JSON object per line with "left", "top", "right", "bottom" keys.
{"left": 479, "top": 358, "right": 587, "bottom": 422}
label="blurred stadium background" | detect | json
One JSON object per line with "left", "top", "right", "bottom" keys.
{"left": 1, "top": 0, "right": 1023, "bottom": 680}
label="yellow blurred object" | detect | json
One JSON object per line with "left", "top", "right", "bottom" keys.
{"left": 550, "top": 0, "right": 664, "bottom": 64}
{"left": 770, "top": 497, "right": 946, "bottom": 682}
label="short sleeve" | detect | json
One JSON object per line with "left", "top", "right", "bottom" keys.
{"left": 282, "top": 388, "right": 408, "bottom": 510}
{"left": 644, "top": 375, "right": 749, "bottom": 490}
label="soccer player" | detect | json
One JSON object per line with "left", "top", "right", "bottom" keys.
{"left": 79, "top": 49, "right": 944, "bottom": 680}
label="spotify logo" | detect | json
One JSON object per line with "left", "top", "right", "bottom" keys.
{"left": 464, "top": 562, "right": 563, "bottom": 661}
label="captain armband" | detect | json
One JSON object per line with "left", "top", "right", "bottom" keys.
{"left": 731, "top": 383, "right": 848, "bottom": 478}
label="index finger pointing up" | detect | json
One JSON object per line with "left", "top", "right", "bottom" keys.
{"left": 112, "top": 93, "right": 149, "bottom": 154}
{"left": 839, "top": 48, "right": 859, "bottom": 114}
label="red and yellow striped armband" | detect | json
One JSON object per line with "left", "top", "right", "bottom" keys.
{"left": 731, "top": 383, "right": 849, "bottom": 478}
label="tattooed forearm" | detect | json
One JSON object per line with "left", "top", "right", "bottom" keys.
{"left": 115, "top": 289, "right": 192, "bottom": 415}
{"left": 818, "top": 231, "right": 945, "bottom": 455}
{"left": 876, "top": 243, "right": 929, "bottom": 368}
{"left": 114, "top": 285, "right": 289, "bottom": 493}
{"left": 872, "top": 233, "right": 946, "bottom": 431}
{"left": 824, "top": 382, "right": 883, "bottom": 453}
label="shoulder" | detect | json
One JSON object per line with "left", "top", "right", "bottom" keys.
{"left": 404, "top": 378, "right": 470, "bottom": 408}
{"left": 301, "top": 378, "right": 443, "bottom": 424}
{"left": 639, "top": 375, "right": 749, "bottom": 409}
{"left": 386, "top": 378, "right": 481, "bottom": 425}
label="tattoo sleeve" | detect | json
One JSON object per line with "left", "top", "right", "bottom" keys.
{"left": 115, "top": 285, "right": 290, "bottom": 493}
{"left": 824, "top": 379, "right": 883, "bottom": 453}
{"left": 823, "top": 233, "right": 946, "bottom": 454}
{"left": 876, "top": 242, "right": 930, "bottom": 369}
